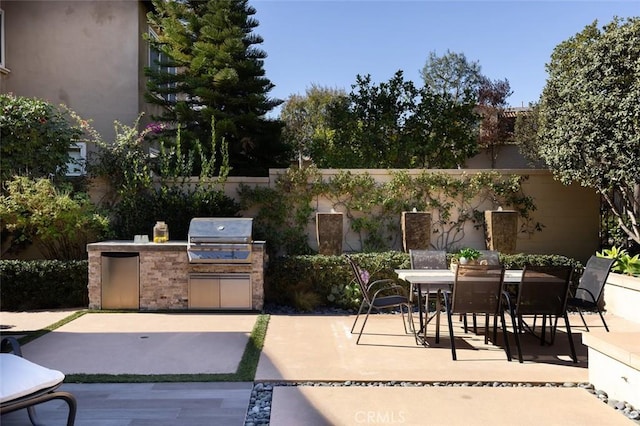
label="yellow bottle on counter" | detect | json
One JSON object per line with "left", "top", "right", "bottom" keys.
{"left": 153, "top": 221, "right": 169, "bottom": 243}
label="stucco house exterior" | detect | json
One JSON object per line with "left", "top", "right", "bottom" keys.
{"left": 0, "top": 0, "right": 158, "bottom": 145}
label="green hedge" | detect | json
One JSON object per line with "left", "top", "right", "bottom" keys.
{"left": 0, "top": 253, "right": 583, "bottom": 312}
{"left": 0, "top": 260, "right": 88, "bottom": 311}
{"left": 264, "top": 251, "right": 582, "bottom": 312}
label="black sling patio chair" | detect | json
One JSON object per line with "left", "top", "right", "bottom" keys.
{"left": 463, "top": 250, "right": 501, "bottom": 338}
{"left": 504, "top": 265, "right": 577, "bottom": 363}
{"left": 409, "top": 249, "right": 448, "bottom": 270}
{"left": 409, "top": 250, "right": 448, "bottom": 342}
{"left": 346, "top": 254, "right": 412, "bottom": 344}
{"left": 441, "top": 264, "right": 512, "bottom": 361}
{"left": 567, "top": 256, "right": 615, "bottom": 332}
{"left": 1, "top": 336, "right": 77, "bottom": 426}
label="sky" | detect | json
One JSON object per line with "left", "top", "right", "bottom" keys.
{"left": 251, "top": 0, "right": 639, "bottom": 116}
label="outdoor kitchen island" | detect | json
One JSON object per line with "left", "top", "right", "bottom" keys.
{"left": 86, "top": 239, "right": 265, "bottom": 311}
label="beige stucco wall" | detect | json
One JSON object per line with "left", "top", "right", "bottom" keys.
{"left": 145, "top": 169, "right": 599, "bottom": 263}
{"left": 281, "top": 169, "right": 599, "bottom": 263}
{"left": 0, "top": 0, "right": 149, "bottom": 142}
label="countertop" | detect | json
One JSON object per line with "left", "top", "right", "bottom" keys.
{"left": 87, "top": 240, "right": 265, "bottom": 252}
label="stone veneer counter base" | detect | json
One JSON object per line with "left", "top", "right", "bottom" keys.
{"left": 87, "top": 241, "right": 265, "bottom": 311}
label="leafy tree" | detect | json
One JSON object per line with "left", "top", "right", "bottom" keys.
{"left": 476, "top": 76, "right": 513, "bottom": 167}
{"left": 323, "top": 72, "right": 420, "bottom": 168}
{"left": 421, "top": 50, "right": 513, "bottom": 168}
{"left": 145, "top": 0, "right": 290, "bottom": 176}
{"left": 538, "top": 17, "right": 640, "bottom": 245}
{"left": 317, "top": 71, "right": 479, "bottom": 168}
{"left": 0, "top": 94, "right": 85, "bottom": 183}
{"left": 420, "top": 49, "right": 483, "bottom": 103}
{"left": 514, "top": 103, "right": 542, "bottom": 166}
{"left": 279, "top": 85, "right": 346, "bottom": 167}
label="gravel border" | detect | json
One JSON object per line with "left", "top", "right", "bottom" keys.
{"left": 244, "top": 381, "right": 640, "bottom": 426}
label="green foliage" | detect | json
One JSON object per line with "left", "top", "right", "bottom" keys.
{"left": 239, "top": 167, "right": 541, "bottom": 256}
{"left": 0, "top": 260, "right": 88, "bottom": 310}
{"left": 539, "top": 17, "right": 640, "bottom": 245}
{"left": 145, "top": 0, "right": 290, "bottom": 176}
{"left": 0, "top": 94, "right": 87, "bottom": 182}
{"left": 457, "top": 247, "right": 481, "bottom": 261}
{"left": 514, "top": 103, "right": 543, "bottom": 167}
{"left": 238, "top": 167, "right": 321, "bottom": 256}
{"left": 111, "top": 186, "right": 240, "bottom": 240}
{"left": 266, "top": 252, "right": 578, "bottom": 311}
{"left": 597, "top": 246, "right": 640, "bottom": 277}
{"left": 312, "top": 71, "right": 479, "bottom": 168}
{"left": 0, "top": 177, "right": 110, "bottom": 260}
{"left": 420, "top": 49, "right": 483, "bottom": 102}
{"left": 87, "top": 117, "right": 153, "bottom": 202}
{"left": 88, "top": 115, "right": 240, "bottom": 240}
{"left": 280, "top": 84, "right": 347, "bottom": 167}
{"left": 265, "top": 252, "right": 409, "bottom": 310}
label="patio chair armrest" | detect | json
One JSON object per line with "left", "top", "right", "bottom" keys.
{"left": 366, "top": 278, "right": 397, "bottom": 292}
{"left": 1, "top": 337, "right": 23, "bottom": 357}
{"left": 371, "top": 284, "right": 408, "bottom": 299}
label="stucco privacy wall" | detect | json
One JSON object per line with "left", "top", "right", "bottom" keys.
{"left": 0, "top": 0, "right": 148, "bottom": 142}
{"left": 268, "top": 169, "right": 599, "bottom": 262}
{"left": 92, "top": 169, "right": 599, "bottom": 263}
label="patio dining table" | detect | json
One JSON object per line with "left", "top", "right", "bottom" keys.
{"left": 395, "top": 268, "right": 524, "bottom": 345}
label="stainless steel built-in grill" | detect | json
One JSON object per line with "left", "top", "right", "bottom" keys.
{"left": 187, "top": 217, "right": 253, "bottom": 263}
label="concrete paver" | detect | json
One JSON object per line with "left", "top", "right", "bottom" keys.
{"left": 256, "top": 314, "right": 592, "bottom": 383}
{"left": 1, "top": 310, "right": 639, "bottom": 425}
{"left": 0, "top": 309, "right": 80, "bottom": 333}
{"left": 270, "top": 386, "right": 634, "bottom": 426}
{"left": 16, "top": 312, "right": 258, "bottom": 375}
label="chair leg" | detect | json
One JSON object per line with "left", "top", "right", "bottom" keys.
{"left": 34, "top": 392, "right": 77, "bottom": 426}
{"left": 443, "top": 293, "right": 457, "bottom": 360}
{"left": 596, "top": 308, "right": 610, "bottom": 332}
{"left": 406, "top": 303, "right": 416, "bottom": 334}
{"left": 356, "top": 305, "right": 375, "bottom": 344}
{"left": 27, "top": 406, "right": 41, "bottom": 426}
{"left": 484, "top": 314, "right": 490, "bottom": 344}
{"left": 350, "top": 301, "right": 367, "bottom": 333}
{"left": 540, "top": 315, "right": 548, "bottom": 346}
{"left": 575, "top": 308, "right": 590, "bottom": 332}
{"left": 564, "top": 313, "right": 578, "bottom": 363}
{"left": 550, "top": 316, "right": 559, "bottom": 344}
{"left": 499, "top": 309, "right": 512, "bottom": 362}
{"left": 492, "top": 312, "right": 499, "bottom": 344}
{"left": 435, "top": 290, "right": 442, "bottom": 344}
{"left": 400, "top": 304, "right": 409, "bottom": 334}
{"left": 510, "top": 310, "right": 523, "bottom": 363}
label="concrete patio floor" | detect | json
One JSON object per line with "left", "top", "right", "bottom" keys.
{"left": 1, "top": 309, "right": 639, "bottom": 425}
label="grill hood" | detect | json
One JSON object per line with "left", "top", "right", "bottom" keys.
{"left": 188, "top": 217, "right": 252, "bottom": 244}
{"left": 187, "top": 218, "right": 253, "bottom": 263}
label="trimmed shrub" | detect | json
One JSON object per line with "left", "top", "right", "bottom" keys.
{"left": 0, "top": 260, "right": 88, "bottom": 310}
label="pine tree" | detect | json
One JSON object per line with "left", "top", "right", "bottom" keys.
{"left": 145, "top": 0, "right": 289, "bottom": 176}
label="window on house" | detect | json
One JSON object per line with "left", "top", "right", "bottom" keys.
{"left": 66, "top": 142, "right": 86, "bottom": 176}
{"left": 0, "top": 9, "right": 6, "bottom": 69}
{"left": 148, "top": 28, "right": 176, "bottom": 103}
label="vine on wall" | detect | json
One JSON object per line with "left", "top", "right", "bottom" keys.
{"left": 238, "top": 167, "right": 541, "bottom": 256}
